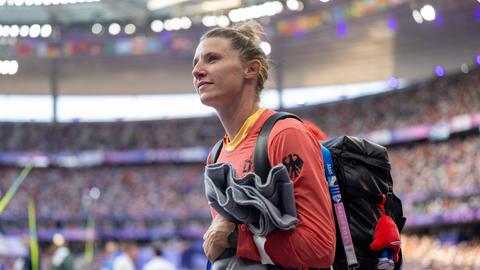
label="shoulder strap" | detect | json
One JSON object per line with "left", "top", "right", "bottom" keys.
{"left": 253, "top": 112, "right": 301, "bottom": 181}
{"left": 210, "top": 139, "right": 224, "bottom": 164}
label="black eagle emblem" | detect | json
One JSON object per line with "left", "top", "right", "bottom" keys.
{"left": 282, "top": 154, "right": 304, "bottom": 179}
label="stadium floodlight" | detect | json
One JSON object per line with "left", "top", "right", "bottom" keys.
{"left": 180, "top": 17, "right": 192, "bottom": 29}
{"left": 228, "top": 1, "right": 283, "bottom": 22}
{"left": 0, "top": 25, "right": 8, "bottom": 37}
{"left": 108, "top": 23, "right": 121, "bottom": 35}
{"left": 286, "top": 0, "right": 300, "bottom": 10}
{"left": 29, "top": 24, "right": 41, "bottom": 38}
{"left": 260, "top": 41, "right": 271, "bottom": 56}
{"left": 420, "top": 4, "right": 435, "bottom": 21}
{"left": 150, "top": 20, "right": 164, "bottom": 32}
{"left": 412, "top": 9, "right": 423, "bottom": 24}
{"left": 0, "top": 60, "right": 19, "bottom": 75}
{"left": 91, "top": 23, "right": 103, "bottom": 35}
{"left": 217, "top": 15, "right": 230, "bottom": 28}
{"left": 9, "top": 25, "right": 20, "bottom": 37}
{"left": 0, "top": 0, "right": 95, "bottom": 4}
{"left": 124, "top": 23, "right": 136, "bottom": 35}
{"left": 8, "top": 60, "right": 19, "bottom": 75}
{"left": 320, "top": 0, "right": 329, "bottom": 2}
{"left": 202, "top": 16, "right": 216, "bottom": 27}
{"left": 19, "top": 25, "right": 30, "bottom": 37}
{"left": 40, "top": 24, "right": 52, "bottom": 37}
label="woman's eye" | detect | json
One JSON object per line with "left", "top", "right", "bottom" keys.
{"left": 207, "top": 56, "right": 218, "bottom": 63}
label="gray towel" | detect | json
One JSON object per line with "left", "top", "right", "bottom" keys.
{"left": 204, "top": 163, "right": 299, "bottom": 236}
{"left": 213, "top": 256, "right": 270, "bottom": 270}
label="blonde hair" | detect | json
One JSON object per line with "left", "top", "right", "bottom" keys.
{"left": 200, "top": 21, "right": 269, "bottom": 101}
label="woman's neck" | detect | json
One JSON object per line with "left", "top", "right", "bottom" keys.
{"left": 217, "top": 100, "right": 259, "bottom": 140}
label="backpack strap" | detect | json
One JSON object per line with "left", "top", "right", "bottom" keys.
{"left": 210, "top": 139, "right": 224, "bottom": 164}
{"left": 253, "top": 112, "right": 301, "bottom": 181}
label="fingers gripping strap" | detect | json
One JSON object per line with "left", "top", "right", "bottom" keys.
{"left": 321, "top": 145, "right": 359, "bottom": 269}
{"left": 253, "top": 112, "right": 301, "bottom": 181}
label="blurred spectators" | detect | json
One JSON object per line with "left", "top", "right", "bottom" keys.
{"left": 389, "top": 134, "right": 480, "bottom": 221}
{"left": 391, "top": 134, "right": 480, "bottom": 195}
{"left": 293, "top": 68, "right": 480, "bottom": 137}
{"left": 402, "top": 234, "right": 480, "bottom": 270}
{"left": 1, "top": 69, "right": 480, "bottom": 269}
{"left": 0, "top": 164, "right": 209, "bottom": 232}
{"left": 0, "top": 69, "right": 479, "bottom": 152}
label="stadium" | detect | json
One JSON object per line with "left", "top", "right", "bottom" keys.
{"left": 0, "top": 0, "right": 480, "bottom": 269}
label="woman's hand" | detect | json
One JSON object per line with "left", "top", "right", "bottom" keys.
{"left": 203, "top": 215, "right": 236, "bottom": 261}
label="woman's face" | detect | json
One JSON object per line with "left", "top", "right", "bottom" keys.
{"left": 192, "top": 37, "right": 247, "bottom": 108}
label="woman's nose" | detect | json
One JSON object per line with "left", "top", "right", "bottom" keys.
{"left": 192, "top": 65, "right": 205, "bottom": 79}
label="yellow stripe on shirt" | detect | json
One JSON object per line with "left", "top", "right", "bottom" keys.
{"left": 224, "top": 108, "right": 266, "bottom": 151}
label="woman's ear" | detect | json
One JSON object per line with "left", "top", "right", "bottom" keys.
{"left": 244, "top": 60, "right": 261, "bottom": 79}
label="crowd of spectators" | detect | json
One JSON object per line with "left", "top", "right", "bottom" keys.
{"left": 391, "top": 134, "right": 480, "bottom": 195}
{"left": 0, "top": 69, "right": 479, "bottom": 152}
{"left": 389, "top": 134, "right": 480, "bottom": 223}
{"left": 0, "top": 164, "right": 208, "bottom": 229}
{"left": 1, "top": 70, "right": 480, "bottom": 268}
{"left": 402, "top": 234, "right": 480, "bottom": 269}
{"left": 1, "top": 132, "right": 478, "bottom": 232}
{"left": 293, "top": 68, "right": 480, "bottom": 136}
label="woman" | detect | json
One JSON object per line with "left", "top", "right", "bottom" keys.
{"left": 192, "top": 21, "right": 336, "bottom": 269}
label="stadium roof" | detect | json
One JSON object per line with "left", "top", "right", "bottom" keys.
{"left": 0, "top": 0, "right": 479, "bottom": 95}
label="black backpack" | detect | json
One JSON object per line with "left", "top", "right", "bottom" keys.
{"left": 210, "top": 112, "right": 406, "bottom": 270}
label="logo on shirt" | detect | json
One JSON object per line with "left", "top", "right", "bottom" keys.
{"left": 243, "top": 159, "right": 253, "bottom": 173}
{"left": 282, "top": 154, "right": 304, "bottom": 179}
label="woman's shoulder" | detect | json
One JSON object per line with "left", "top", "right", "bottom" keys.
{"left": 270, "top": 115, "right": 307, "bottom": 135}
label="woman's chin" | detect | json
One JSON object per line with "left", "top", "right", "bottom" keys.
{"left": 199, "top": 94, "right": 219, "bottom": 108}
{"left": 200, "top": 92, "right": 220, "bottom": 108}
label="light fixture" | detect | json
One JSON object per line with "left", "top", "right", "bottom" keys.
{"left": 217, "top": 15, "right": 230, "bottom": 27}
{"left": 260, "top": 41, "right": 271, "bottom": 55}
{"left": 286, "top": 0, "right": 300, "bottom": 10}
{"left": 19, "top": 25, "right": 29, "bottom": 37}
{"left": 420, "top": 4, "right": 435, "bottom": 21}
{"left": 412, "top": 9, "right": 423, "bottom": 24}
{"left": 108, "top": 23, "right": 121, "bottom": 35}
{"left": 91, "top": 23, "right": 103, "bottom": 35}
{"left": 29, "top": 24, "right": 41, "bottom": 38}
{"left": 124, "top": 23, "right": 136, "bottom": 35}
{"left": 40, "top": 24, "right": 52, "bottom": 37}
{"left": 150, "top": 20, "right": 164, "bottom": 32}
{"left": 0, "top": 60, "right": 19, "bottom": 75}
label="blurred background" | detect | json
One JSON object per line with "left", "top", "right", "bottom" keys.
{"left": 0, "top": 0, "right": 480, "bottom": 269}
